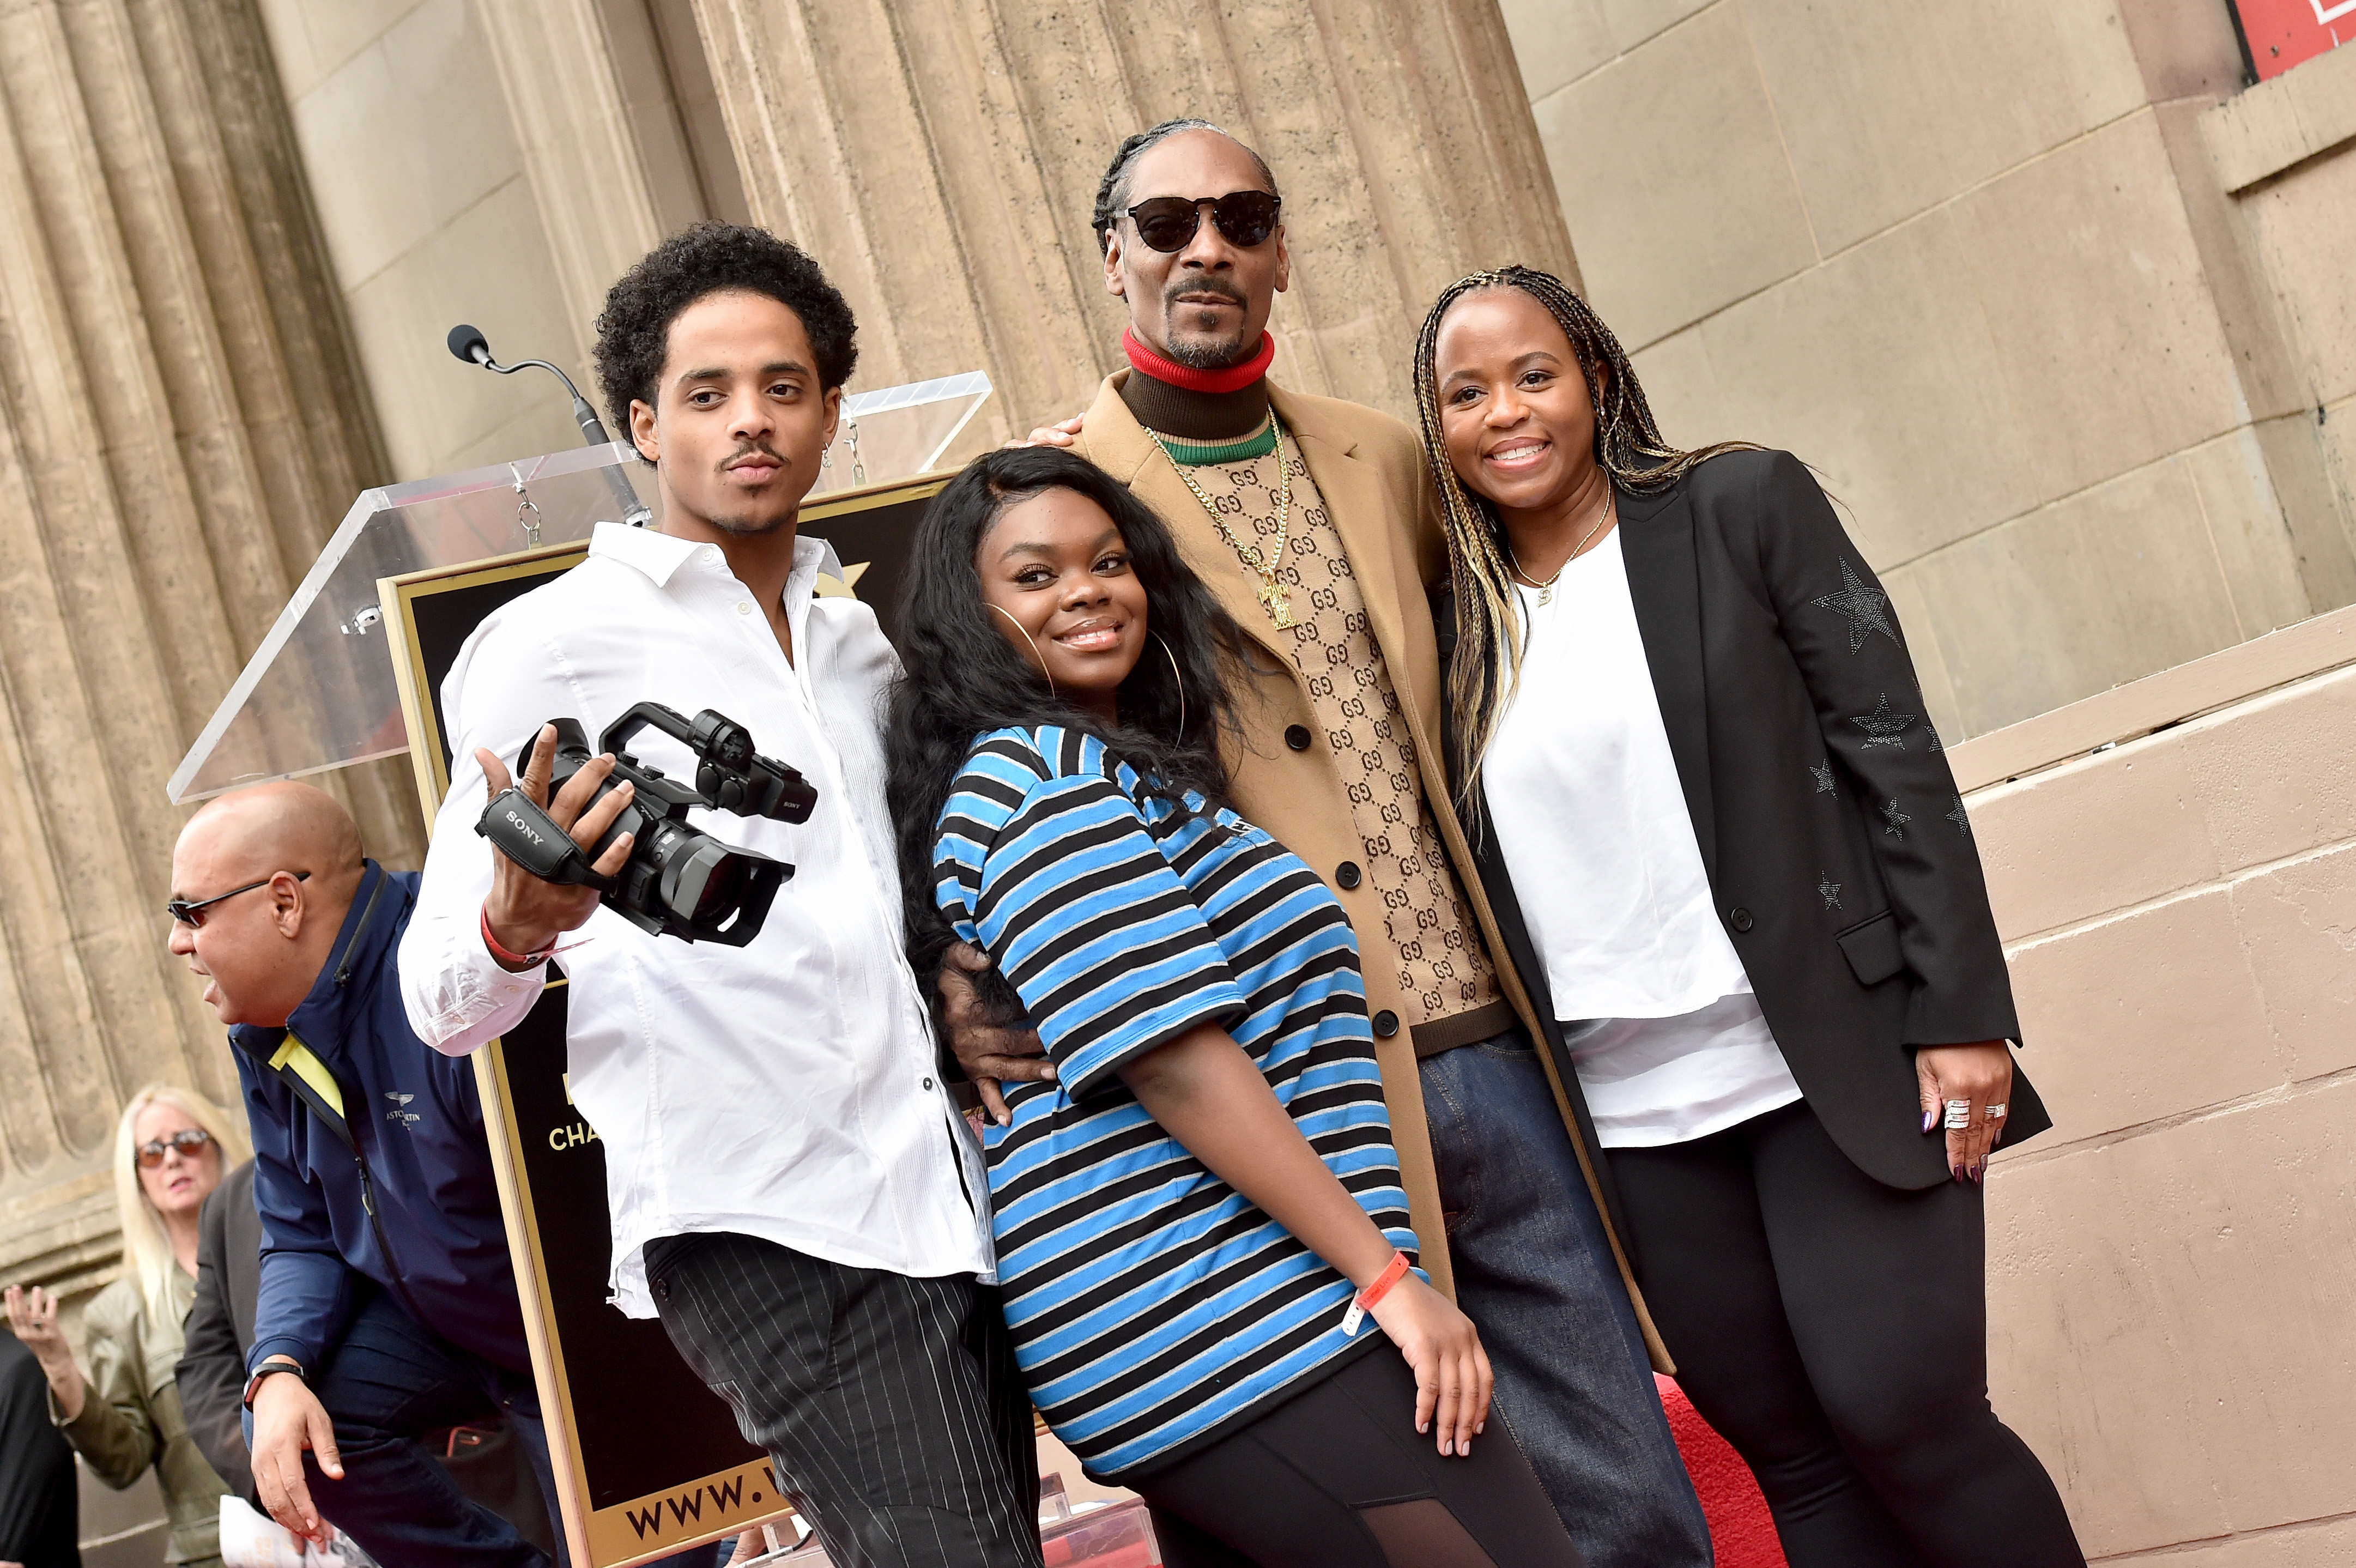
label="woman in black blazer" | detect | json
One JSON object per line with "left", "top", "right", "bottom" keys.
{"left": 1408, "top": 266, "right": 2084, "bottom": 1567}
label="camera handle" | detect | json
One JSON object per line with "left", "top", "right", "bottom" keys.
{"left": 598, "top": 702, "right": 816, "bottom": 824}
{"left": 476, "top": 787, "right": 617, "bottom": 893}
{"left": 597, "top": 700, "right": 696, "bottom": 761}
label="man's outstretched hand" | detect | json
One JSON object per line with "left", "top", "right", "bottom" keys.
{"left": 937, "top": 942, "right": 1053, "bottom": 1124}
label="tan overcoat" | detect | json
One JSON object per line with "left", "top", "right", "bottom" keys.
{"left": 1076, "top": 371, "right": 1670, "bottom": 1371}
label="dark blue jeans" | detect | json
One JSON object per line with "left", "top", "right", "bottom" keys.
{"left": 268, "top": 1289, "right": 728, "bottom": 1568}
{"left": 1420, "top": 1030, "right": 1713, "bottom": 1568}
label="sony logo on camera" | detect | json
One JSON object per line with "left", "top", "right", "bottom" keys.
{"left": 502, "top": 809, "right": 546, "bottom": 847}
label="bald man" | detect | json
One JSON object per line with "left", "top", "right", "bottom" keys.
{"left": 168, "top": 784, "right": 574, "bottom": 1568}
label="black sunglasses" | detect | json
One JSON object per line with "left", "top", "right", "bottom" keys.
{"left": 136, "top": 1128, "right": 214, "bottom": 1168}
{"left": 1121, "top": 191, "right": 1282, "bottom": 253}
{"left": 167, "top": 871, "right": 308, "bottom": 928}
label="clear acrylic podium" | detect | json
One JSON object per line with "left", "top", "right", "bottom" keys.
{"left": 166, "top": 371, "right": 991, "bottom": 805}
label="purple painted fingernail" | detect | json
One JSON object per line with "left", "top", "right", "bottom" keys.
{"left": 1953, "top": 1164, "right": 1966, "bottom": 1183}
{"left": 1923, "top": 1109, "right": 1939, "bottom": 1134}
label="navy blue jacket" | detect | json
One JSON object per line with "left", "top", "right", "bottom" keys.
{"left": 231, "top": 862, "right": 529, "bottom": 1375}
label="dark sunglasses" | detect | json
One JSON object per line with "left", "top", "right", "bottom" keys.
{"left": 1121, "top": 190, "right": 1282, "bottom": 253}
{"left": 167, "top": 871, "right": 308, "bottom": 928}
{"left": 136, "top": 1128, "right": 213, "bottom": 1168}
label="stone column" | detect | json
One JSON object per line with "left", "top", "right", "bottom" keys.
{"left": 474, "top": 0, "right": 666, "bottom": 373}
{"left": 0, "top": 0, "right": 417, "bottom": 1300}
{"left": 686, "top": 0, "right": 1578, "bottom": 438}
{"left": 474, "top": 0, "right": 762, "bottom": 389}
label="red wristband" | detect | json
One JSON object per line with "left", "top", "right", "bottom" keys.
{"left": 1357, "top": 1250, "right": 1413, "bottom": 1310}
{"left": 1341, "top": 1250, "right": 1413, "bottom": 1337}
{"left": 481, "top": 903, "right": 556, "bottom": 969}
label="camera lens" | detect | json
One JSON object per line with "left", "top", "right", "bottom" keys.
{"left": 658, "top": 839, "right": 753, "bottom": 927}
{"left": 692, "top": 853, "right": 754, "bottom": 923}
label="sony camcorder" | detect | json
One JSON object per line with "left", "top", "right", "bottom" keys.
{"left": 476, "top": 703, "right": 816, "bottom": 945}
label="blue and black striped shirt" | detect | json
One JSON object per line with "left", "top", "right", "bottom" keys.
{"left": 933, "top": 726, "right": 1416, "bottom": 1478}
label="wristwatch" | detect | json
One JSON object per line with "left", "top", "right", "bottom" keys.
{"left": 241, "top": 1359, "right": 307, "bottom": 1410}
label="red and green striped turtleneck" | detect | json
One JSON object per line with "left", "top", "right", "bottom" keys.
{"left": 1119, "top": 328, "right": 1277, "bottom": 462}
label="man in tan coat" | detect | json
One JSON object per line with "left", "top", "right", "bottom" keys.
{"left": 945, "top": 119, "right": 1712, "bottom": 1567}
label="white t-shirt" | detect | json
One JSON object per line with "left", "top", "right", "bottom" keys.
{"left": 1483, "top": 528, "right": 1802, "bottom": 1146}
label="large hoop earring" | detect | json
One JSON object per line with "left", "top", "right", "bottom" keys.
{"left": 1153, "top": 632, "right": 1186, "bottom": 739}
{"left": 988, "top": 604, "right": 1055, "bottom": 699}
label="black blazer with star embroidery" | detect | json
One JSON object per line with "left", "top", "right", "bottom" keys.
{"left": 1435, "top": 448, "right": 2048, "bottom": 1191}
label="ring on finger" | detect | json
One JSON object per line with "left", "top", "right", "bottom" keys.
{"left": 1943, "top": 1098, "right": 1972, "bottom": 1130}
{"left": 1985, "top": 1103, "right": 2008, "bottom": 1118}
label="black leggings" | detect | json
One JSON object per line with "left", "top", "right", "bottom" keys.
{"left": 1138, "top": 1347, "right": 1585, "bottom": 1567}
{"left": 1608, "top": 1099, "right": 2084, "bottom": 1568}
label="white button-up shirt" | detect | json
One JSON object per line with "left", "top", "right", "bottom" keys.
{"left": 400, "top": 524, "right": 995, "bottom": 1317}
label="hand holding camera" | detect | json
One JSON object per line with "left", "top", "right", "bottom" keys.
{"left": 477, "top": 704, "right": 815, "bottom": 949}
{"left": 477, "top": 724, "right": 637, "bottom": 968}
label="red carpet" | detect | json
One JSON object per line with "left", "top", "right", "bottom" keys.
{"left": 1656, "top": 1375, "right": 1788, "bottom": 1568}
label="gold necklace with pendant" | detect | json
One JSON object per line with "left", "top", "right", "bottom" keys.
{"left": 1507, "top": 492, "right": 1614, "bottom": 608}
{"left": 1150, "top": 414, "right": 1297, "bottom": 629}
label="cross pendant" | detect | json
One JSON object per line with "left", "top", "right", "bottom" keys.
{"left": 1258, "top": 584, "right": 1295, "bottom": 628}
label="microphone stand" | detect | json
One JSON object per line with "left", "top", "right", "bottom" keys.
{"left": 447, "top": 324, "right": 653, "bottom": 528}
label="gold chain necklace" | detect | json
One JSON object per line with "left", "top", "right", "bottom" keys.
{"left": 1507, "top": 493, "right": 1615, "bottom": 608}
{"left": 1148, "top": 415, "right": 1297, "bottom": 629}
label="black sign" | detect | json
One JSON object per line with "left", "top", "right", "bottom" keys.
{"left": 496, "top": 986, "right": 755, "bottom": 1506}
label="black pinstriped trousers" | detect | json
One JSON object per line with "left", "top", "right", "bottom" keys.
{"left": 644, "top": 1232, "right": 1042, "bottom": 1568}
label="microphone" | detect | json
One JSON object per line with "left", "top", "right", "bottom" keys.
{"left": 447, "top": 324, "right": 652, "bottom": 526}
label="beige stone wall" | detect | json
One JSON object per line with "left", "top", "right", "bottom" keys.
{"left": 1499, "top": 0, "right": 2356, "bottom": 743}
{"left": 0, "top": 0, "right": 417, "bottom": 1299}
{"left": 2206, "top": 43, "right": 2356, "bottom": 647}
{"left": 1951, "top": 608, "right": 2356, "bottom": 1563}
{"left": 688, "top": 0, "right": 1579, "bottom": 445}
{"left": 255, "top": 0, "right": 607, "bottom": 477}
{"left": 259, "top": 0, "right": 1583, "bottom": 467}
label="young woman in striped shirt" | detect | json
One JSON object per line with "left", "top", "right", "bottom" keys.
{"left": 886, "top": 447, "right": 1585, "bottom": 1567}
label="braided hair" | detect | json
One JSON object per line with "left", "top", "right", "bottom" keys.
{"left": 1411, "top": 265, "right": 1759, "bottom": 812}
{"left": 1092, "top": 119, "right": 1279, "bottom": 255}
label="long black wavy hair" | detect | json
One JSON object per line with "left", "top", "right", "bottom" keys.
{"left": 886, "top": 446, "right": 1253, "bottom": 985}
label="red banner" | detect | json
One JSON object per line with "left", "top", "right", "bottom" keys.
{"left": 2233, "top": 0, "right": 2351, "bottom": 81}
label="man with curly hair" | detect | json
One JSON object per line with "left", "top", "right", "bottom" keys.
{"left": 401, "top": 223, "right": 1040, "bottom": 1568}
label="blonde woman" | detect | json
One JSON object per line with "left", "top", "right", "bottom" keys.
{"left": 5, "top": 1084, "right": 249, "bottom": 1567}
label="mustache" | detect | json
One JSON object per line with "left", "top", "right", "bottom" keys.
{"left": 721, "top": 442, "right": 787, "bottom": 471}
{"left": 1162, "top": 277, "right": 1249, "bottom": 311}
